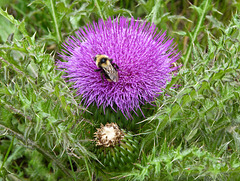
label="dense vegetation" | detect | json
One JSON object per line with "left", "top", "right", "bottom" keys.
{"left": 0, "top": 0, "right": 240, "bottom": 180}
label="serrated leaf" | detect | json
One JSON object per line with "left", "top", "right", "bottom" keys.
{"left": 189, "top": 5, "right": 203, "bottom": 15}
{"left": 173, "top": 31, "right": 187, "bottom": 36}
{"left": 0, "top": 8, "right": 28, "bottom": 37}
{"left": 0, "top": 16, "right": 16, "bottom": 42}
{"left": 168, "top": 15, "right": 192, "bottom": 23}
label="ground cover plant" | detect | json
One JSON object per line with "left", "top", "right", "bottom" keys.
{"left": 0, "top": 0, "right": 240, "bottom": 180}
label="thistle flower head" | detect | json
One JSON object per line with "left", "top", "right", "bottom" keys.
{"left": 58, "top": 17, "right": 180, "bottom": 119}
{"left": 94, "top": 123, "right": 124, "bottom": 147}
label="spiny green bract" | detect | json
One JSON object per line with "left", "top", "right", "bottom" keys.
{"left": 93, "top": 123, "right": 140, "bottom": 172}
{"left": 83, "top": 104, "right": 155, "bottom": 131}
{"left": 93, "top": 133, "right": 140, "bottom": 172}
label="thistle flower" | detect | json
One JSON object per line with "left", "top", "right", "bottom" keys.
{"left": 58, "top": 17, "right": 180, "bottom": 119}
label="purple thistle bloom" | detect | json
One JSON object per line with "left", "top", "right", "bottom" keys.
{"left": 58, "top": 17, "right": 180, "bottom": 119}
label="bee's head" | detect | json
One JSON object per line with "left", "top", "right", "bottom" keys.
{"left": 94, "top": 54, "right": 110, "bottom": 68}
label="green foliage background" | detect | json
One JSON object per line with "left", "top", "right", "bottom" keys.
{"left": 0, "top": 0, "right": 240, "bottom": 180}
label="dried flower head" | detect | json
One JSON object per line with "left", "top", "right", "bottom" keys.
{"left": 58, "top": 17, "right": 180, "bottom": 118}
{"left": 94, "top": 123, "right": 124, "bottom": 147}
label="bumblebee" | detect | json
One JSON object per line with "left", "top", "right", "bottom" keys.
{"left": 94, "top": 54, "right": 119, "bottom": 82}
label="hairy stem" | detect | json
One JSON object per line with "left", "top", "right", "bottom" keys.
{"left": 50, "top": 0, "right": 62, "bottom": 43}
{"left": 183, "top": 0, "right": 210, "bottom": 68}
{"left": 0, "top": 57, "right": 35, "bottom": 85}
{"left": 94, "top": 0, "right": 104, "bottom": 20}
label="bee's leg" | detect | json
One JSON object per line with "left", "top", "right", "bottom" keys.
{"left": 109, "top": 59, "right": 119, "bottom": 70}
{"left": 112, "top": 63, "right": 119, "bottom": 70}
{"left": 94, "top": 68, "right": 102, "bottom": 72}
{"left": 100, "top": 72, "right": 104, "bottom": 83}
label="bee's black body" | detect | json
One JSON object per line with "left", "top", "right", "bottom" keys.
{"left": 94, "top": 55, "right": 119, "bottom": 83}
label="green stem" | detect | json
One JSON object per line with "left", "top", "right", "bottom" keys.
{"left": 84, "top": 156, "right": 92, "bottom": 181}
{"left": 50, "top": 0, "right": 62, "bottom": 43}
{"left": 183, "top": 0, "right": 210, "bottom": 68}
{"left": 0, "top": 135, "right": 15, "bottom": 171}
{"left": 0, "top": 99, "right": 32, "bottom": 121}
{"left": 0, "top": 57, "right": 35, "bottom": 85}
{"left": 94, "top": 0, "right": 104, "bottom": 20}
{"left": 0, "top": 46, "right": 28, "bottom": 53}
{"left": 68, "top": 155, "right": 77, "bottom": 181}
{"left": 151, "top": 0, "right": 162, "bottom": 24}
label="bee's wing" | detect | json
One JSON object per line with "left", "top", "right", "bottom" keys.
{"left": 103, "top": 64, "right": 119, "bottom": 82}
